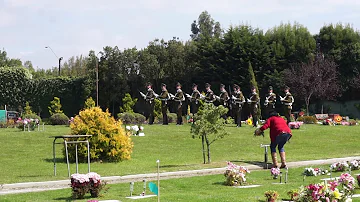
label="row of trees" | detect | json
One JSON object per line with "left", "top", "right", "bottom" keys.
{"left": 2, "top": 11, "right": 360, "bottom": 117}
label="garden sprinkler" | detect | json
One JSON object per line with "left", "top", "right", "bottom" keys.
{"left": 279, "top": 172, "right": 282, "bottom": 183}
{"left": 130, "top": 182, "right": 134, "bottom": 197}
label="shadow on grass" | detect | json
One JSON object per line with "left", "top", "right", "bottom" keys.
{"left": 212, "top": 181, "right": 225, "bottom": 186}
{"left": 228, "top": 160, "right": 270, "bottom": 168}
{"left": 43, "top": 158, "right": 66, "bottom": 163}
{"left": 160, "top": 164, "right": 198, "bottom": 169}
{"left": 54, "top": 196, "right": 94, "bottom": 201}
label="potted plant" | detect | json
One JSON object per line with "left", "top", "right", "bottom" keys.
{"left": 264, "top": 190, "right": 279, "bottom": 202}
{"left": 87, "top": 172, "right": 105, "bottom": 197}
{"left": 70, "top": 174, "right": 90, "bottom": 199}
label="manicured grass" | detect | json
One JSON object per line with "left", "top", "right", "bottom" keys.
{"left": 0, "top": 124, "right": 360, "bottom": 184}
{"left": 1, "top": 166, "right": 359, "bottom": 201}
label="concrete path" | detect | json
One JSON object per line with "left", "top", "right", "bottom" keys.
{"left": 0, "top": 156, "right": 359, "bottom": 195}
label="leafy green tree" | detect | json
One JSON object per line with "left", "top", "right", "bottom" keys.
{"left": 120, "top": 93, "right": 138, "bottom": 113}
{"left": 0, "top": 66, "right": 33, "bottom": 109}
{"left": 84, "top": 97, "right": 96, "bottom": 109}
{"left": 191, "top": 103, "right": 229, "bottom": 164}
{"left": 318, "top": 23, "right": 360, "bottom": 100}
{"left": 24, "top": 102, "right": 34, "bottom": 115}
{"left": 48, "top": 97, "right": 63, "bottom": 115}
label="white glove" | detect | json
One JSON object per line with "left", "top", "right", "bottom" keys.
{"left": 215, "top": 95, "right": 220, "bottom": 100}
{"left": 139, "top": 92, "right": 146, "bottom": 99}
{"left": 169, "top": 93, "right": 175, "bottom": 99}
{"left": 154, "top": 93, "right": 159, "bottom": 98}
{"left": 232, "top": 95, "right": 236, "bottom": 100}
{"left": 186, "top": 93, "right": 191, "bottom": 98}
{"left": 247, "top": 99, "right": 251, "bottom": 103}
{"left": 200, "top": 94, "right": 205, "bottom": 99}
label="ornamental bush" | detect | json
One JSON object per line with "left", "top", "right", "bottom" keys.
{"left": 297, "top": 116, "right": 317, "bottom": 124}
{"left": 67, "top": 107, "right": 133, "bottom": 162}
{"left": 49, "top": 113, "right": 69, "bottom": 125}
{"left": 118, "top": 112, "right": 146, "bottom": 124}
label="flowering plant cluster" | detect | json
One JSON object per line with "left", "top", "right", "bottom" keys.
{"left": 70, "top": 172, "right": 105, "bottom": 199}
{"left": 224, "top": 162, "right": 250, "bottom": 186}
{"left": 293, "top": 173, "right": 355, "bottom": 202}
{"left": 264, "top": 190, "right": 279, "bottom": 201}
{"left": 125, "top": 125, "right": 145, "bottom": 136}
{"left": 303, "top": 167, "right": 329, "bottom": 176}
{"left": 349, "top": 160, "right": 360, "bottom": 170}
{"left": 288, "top": 121, "right": 303, "bottom": 129}
{"left": 68, "top": 117, "right": 75, "bottom": 125}
{"left": 331, "top": 162, "right": 350, "bottom": 172}
{"left": 16, "top": 117, "right": 40, "bottom": 131}
{"left": 271, "top": 167, "right": 280, "bottom": 179}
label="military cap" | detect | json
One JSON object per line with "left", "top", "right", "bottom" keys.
{"left": 220, "top": 84, "right": 225, "bottom": 88}
{"left": 192, "top": 83, "right": 198, "bottom": 88}
{"left": 176, "top": 82, "right": 182, "bottom": 87}
{"left": 161, "top": 83, "right": 166, "bottom": 87}
{"left": 268, "top": 86, "right": 273, "bottom": 90}
{"left": 284, "top": 86, "right": 290, "bottom": 90}
{"left": 233, "top": 84, "right": 240, "bottom": 89}
{"left": 251, "top": 86, "right": 256, "bottom": 90}
{"left": 146, "top": 82, "right": 152, "bottom": 87}
{"left": 205, "top": 83, "right": 211, "bottom": 88}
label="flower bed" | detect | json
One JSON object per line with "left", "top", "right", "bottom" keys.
{"left": 303, "top": 167, "right": 329, "bottom": 176}
{"left": 290, "top": 173, "right": 355, "bottom": 202}
{"left": 224, "top": 162, "right": 250, "bottom": 186}
{"left": 71, "top": 172, "right": 105, "bottom": 199}
{"left": 125, "top": 125, "right": 145, "bottom": 136}
{"left": 330, "top": 161, "right": 349, "bottom": 172}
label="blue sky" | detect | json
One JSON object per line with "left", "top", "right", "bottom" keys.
{"left": 1, "top": 0, "right": 360, "bottom": 69}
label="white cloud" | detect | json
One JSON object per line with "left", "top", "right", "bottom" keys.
{"left": 0, "top": 10, "right": 16, "bottom": 27}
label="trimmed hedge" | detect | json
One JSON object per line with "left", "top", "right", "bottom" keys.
{"left": 49, "top": 113, "right": 69, "bottom": 125}
{"left": 118, "top": 112, "right": 146, "bottom": 124}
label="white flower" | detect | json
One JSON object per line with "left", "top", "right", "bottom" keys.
{"left": 131, "top": 125, "right": 139, "bottom": 132}
{"left": 87, "top": 172, "right": 101, "bottom": 183}
{"left": 140, "top": 126, "right": 144, "bottom": 130}
{"left": 126, "top": 126, "right": 131, "bottom": 130}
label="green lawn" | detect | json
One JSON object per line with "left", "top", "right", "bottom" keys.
{"left": 1, "top": 166, "right": 359, "bottom": 202}
{"left": 0, "top": 124, "right": 360, "bottom": 184}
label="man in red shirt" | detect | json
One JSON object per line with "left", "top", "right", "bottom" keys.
{"left": 255, "top": 111, "right": 292, "bottom": 168}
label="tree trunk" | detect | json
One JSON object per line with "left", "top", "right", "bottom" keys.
{"left": 205, "top": 136, "right": 211, "bottom": 164}
{"left": 201, "top": 135, "right": 206, "bottom": 164}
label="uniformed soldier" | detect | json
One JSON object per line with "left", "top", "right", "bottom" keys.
{"left": 216, "top": 84, "right": 230, "bottom": 119}
{"left": 264, "top": 86, "right": 277, "bottom": 119}
{"left": 204, "top": 83, "right": 216, "bottom": 103}
{"left": 248, "top": 86, "right": 260, "bottom": 127}
{"left": 158, "top": 83, "right": 170, "bottom": 125}
{"left": 173, "top": 82, "right": 185, "bottom": 125}
{"left": 144, "top": 82, "right": 156, "bottom": 125}
{"left": 189, "top": 83, "right": 200, "bottom": 115}
{"left": 232, "top": 84, "right": 245, "bottom": 127}
{"left": 280, "top": 86, "right": 294, "bottom": 124}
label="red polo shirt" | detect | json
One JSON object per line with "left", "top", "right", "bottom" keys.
{"left": 260, "top": 116, "right": 292, "bottom": 142}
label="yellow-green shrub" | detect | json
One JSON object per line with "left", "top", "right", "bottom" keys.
{"left": 66, "top": 107, "right": 133, "bottom": 162}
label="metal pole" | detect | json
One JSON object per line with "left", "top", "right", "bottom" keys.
{"left": 65, "top": 141, "right": 70, "bottom": 177}
{"left": 53, "top": 138, "right": 57, "bottom": 176}
{"left": 157, "top": 160, "right": 160, "bottom": 202}
{"left": 75, "top": 144, "right": 78, "bottom": 173}
{"left": 96, "top": 61, "right": 99, "bottom": 107}
{"left": 87, "top": 140, "right": 91, "bottom": 173}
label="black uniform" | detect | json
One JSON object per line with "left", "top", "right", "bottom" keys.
{"left": 248, "top": 91, "right": 260, "bottom": 127}
{"left": 174, "top": 88, "right": 185, "bottom": 125}
{"left": 281, "top": 92, "right": 294, "bottom": 124}
{"left": 218, "top": 88, "right": 229, "bottom": 119}
{"left": 190, "top": 89, "right": 200, "bottom": 114}
{"left": 145, "top": 88, "right": 155, "bottom": 125}
{"left": 205, "top": 89, "right": 216, "bottom": 104}
{"left": 264, "top": 92, "right": 276, "bottom": 119}
{"left": 233, "top": 89, "right": 245, "bottom": 127}
{"left": 158, "top": 88, "right": 170, "bottom": 125}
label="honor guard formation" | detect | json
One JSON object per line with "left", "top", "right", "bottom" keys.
{"left": 140, "top": 83, "right": 294, "bottom": 126}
